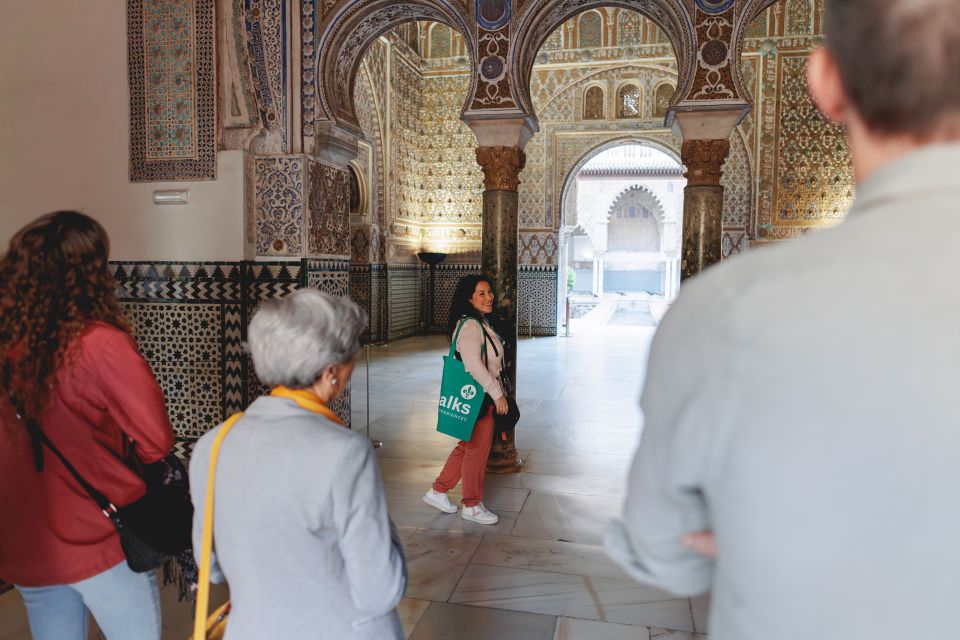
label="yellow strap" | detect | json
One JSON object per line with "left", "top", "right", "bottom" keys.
{"left": 192, "top": 412, "right": 244, "bottom": 640}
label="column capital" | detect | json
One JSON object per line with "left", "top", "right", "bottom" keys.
{"left": 476, "top": 146, "right": 527, "bottom": 192}
{"left": 681, "top": 139, "right": 731, "bottom": 187}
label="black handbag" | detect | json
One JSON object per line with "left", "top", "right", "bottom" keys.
{"left": 14, "top": 405, "right": 193, "bottom": 573}
{"left": 495, "top": 395, "right": 521, "bottom": 430}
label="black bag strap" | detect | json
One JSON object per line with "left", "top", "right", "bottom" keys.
{"left": 479, "top": 322, "right": 500, "bottom": 358}
{"left": 8, "top": 394, "right": 116, "bottom": 515}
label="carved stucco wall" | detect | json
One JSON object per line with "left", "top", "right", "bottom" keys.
{"left": 743, "top": 0, "right": 853, "bottom": 243}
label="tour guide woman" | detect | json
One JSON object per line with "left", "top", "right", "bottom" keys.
{"left": 0, "top": 211, "right": 175, "bottom": 639}
{"left": 423, "top": 275, "right": 509, "bottom": 525}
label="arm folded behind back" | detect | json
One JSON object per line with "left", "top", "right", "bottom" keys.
{"left": 605, "top": 290, "right": 735, "bottom": 597}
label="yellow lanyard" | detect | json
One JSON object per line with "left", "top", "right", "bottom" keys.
{"left": 270, "top": 386, "right": 344, "bottom": 426}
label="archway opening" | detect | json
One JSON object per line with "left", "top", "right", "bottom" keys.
{"left": 346, "top": 20, "right": 481, "bottom": 431}
{"left": 514, "top": 6, "right": 683, "bottom": 339}
{"left": 559, "top": 142, "right": 685, "bottom": 333}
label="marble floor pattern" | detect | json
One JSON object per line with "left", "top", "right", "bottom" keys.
{"left": 0, "top": 326, "right": 709, "bottom": 639}
{"left": 357, "top": 327, "right": 709, "bottom": 639}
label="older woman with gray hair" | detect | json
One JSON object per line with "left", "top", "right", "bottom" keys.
{"left": 189, "top": 289, "right": 407, "bottom": 640}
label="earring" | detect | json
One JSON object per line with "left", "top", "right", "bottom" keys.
{"left": 331, "top": 378, "right": 338, "bottom": 387}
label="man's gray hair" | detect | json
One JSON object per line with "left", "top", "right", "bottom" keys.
{"left": 247, "top": 289, "right": 368, "bottom": 388}
{"left": 825, "top": 0, "right": 960, "bottom": 138}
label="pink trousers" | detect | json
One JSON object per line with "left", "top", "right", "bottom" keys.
{"left": 432, "top": 405, "right": 495, "bottom": 507}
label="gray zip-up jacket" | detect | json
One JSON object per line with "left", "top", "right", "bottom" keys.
{"left": 190, "top": 395, "right": 407, "bottom": 640}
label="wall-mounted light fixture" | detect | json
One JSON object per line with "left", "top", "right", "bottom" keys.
{"left": 153, "top": 189, "right": 189, "bottom": 205}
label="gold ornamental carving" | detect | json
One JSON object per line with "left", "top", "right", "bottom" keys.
{"left": 476, "top": 146, "right": 526, "bottom": 192}
{"left": 681, "top": 139, "right": 731, "bottom": 187}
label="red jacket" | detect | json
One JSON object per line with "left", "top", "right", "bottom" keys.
{"left": 0, "top": 322, "right": 174, "bottom": 586}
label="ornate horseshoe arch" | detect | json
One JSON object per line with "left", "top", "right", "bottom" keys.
{"left": 315, "top": 0, "right": 476, "bottom": 134}
{"left": 510, "top": 0, "right": 696, "bottom": 120}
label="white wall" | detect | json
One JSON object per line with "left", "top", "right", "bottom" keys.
{"left": 0, "top": 2, "right": 245, "bottom": 261}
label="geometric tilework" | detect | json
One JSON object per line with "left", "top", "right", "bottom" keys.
{"left": 306, "top": 258, "right": 351, "bottom": 298}
{"left": 123, "top": 303, "right": 224, "bottom": 362}
{"left": 113, "top": 261, "right": 246, "bottom": 454}
{"left": 113, "top": 262, "right": 241, "bottom": 303}
{"left": 518, "top": 266, "right": 559, "bottom": 337}
{"left": 113, "top": 258, "right": 361, "bottom": 454}
{"left": 429, "top": 264, "right": 481, "bottom": 334}
{"left": 351, "top": 264, "right": 388, "bottom": 345}
{"left": 150, "top": 361, "right": 224, "bottom": 439}
{"left": 387, "top": 264, "right": 423, "bottom": 341}
{"left": 370, "top": 265, "right": 388, "bottom": 344}
{"left": 350, "top": 265, "right": 373, "bottom": 343}
{"left": 244, "top": 260, "right": 302, "bottom": 315}
{"left": 127, "top": 0, "right": 217, "bottom": 181}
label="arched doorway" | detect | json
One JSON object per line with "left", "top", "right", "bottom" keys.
{"left": 510, "top": 5, "right": 685, "bottom": 338}
{"left": 559, "top": 141, "right": 685, "bottom": 332}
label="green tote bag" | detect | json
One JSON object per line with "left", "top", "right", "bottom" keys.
{"left": 436, "top": 318, "right": 487, "bottom": 441}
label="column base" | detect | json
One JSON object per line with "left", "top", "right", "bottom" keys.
{"left": 486, "top": 454, "right": 524, "bottom": 474}
{"left": 486, "top": 426, "right": 523, "bottom": 474}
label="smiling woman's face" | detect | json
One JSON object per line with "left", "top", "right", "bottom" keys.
{"left": 469, "top": 281, "right": 495, "bottom": 315}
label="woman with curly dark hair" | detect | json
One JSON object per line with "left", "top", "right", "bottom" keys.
{"left": 0, "top": 212, "right": 174, "bottom": 639}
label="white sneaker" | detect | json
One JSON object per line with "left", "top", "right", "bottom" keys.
{"left": 460, "top": 503, "right": 499, "bottom": 525}
{"left": 422, "top": 489, "right": 458, "bottom": 514}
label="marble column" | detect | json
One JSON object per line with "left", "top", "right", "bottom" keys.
{"left": 680, "top": 138, "right": 730, "bottom": 281}
{"left": 476, "top": 145, "right": 525, "bottom": 474}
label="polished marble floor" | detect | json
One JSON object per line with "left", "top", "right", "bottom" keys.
{"left": 0, "top": 327, "right": 708, "bottom": 639}
{"left": 355, "top": 328, "right": 709, "bottom": 639}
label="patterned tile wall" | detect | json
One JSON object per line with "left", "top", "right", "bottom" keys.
{"left": 519, "top": 266, "right": 560, "bottom": 337}
{"left": 350, "top": 264, "right": 388, "bottom": 344}
{"left": 306, "top": 259, "right": 350, "bottom": 297}
{"left": 351, "top": 265, "right": 373, "bottom": 343}
{"left": 371, "top": 265, "right": 388, "bottom": 344}
{"left": 387, "top": 264, "right": 423, "bottom": 341}
{"left": 427, "top": 264, "right": 481, "bottom": 334}
{"left": 113, "top": 258, "right": 360, "bottom": 457}
{"left": 113, "top": 262, "right": 245, "bottom": 459}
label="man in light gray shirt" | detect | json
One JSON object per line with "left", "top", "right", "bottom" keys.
{"left": 606, "top": 1, "right": 960, "bottom": 638}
